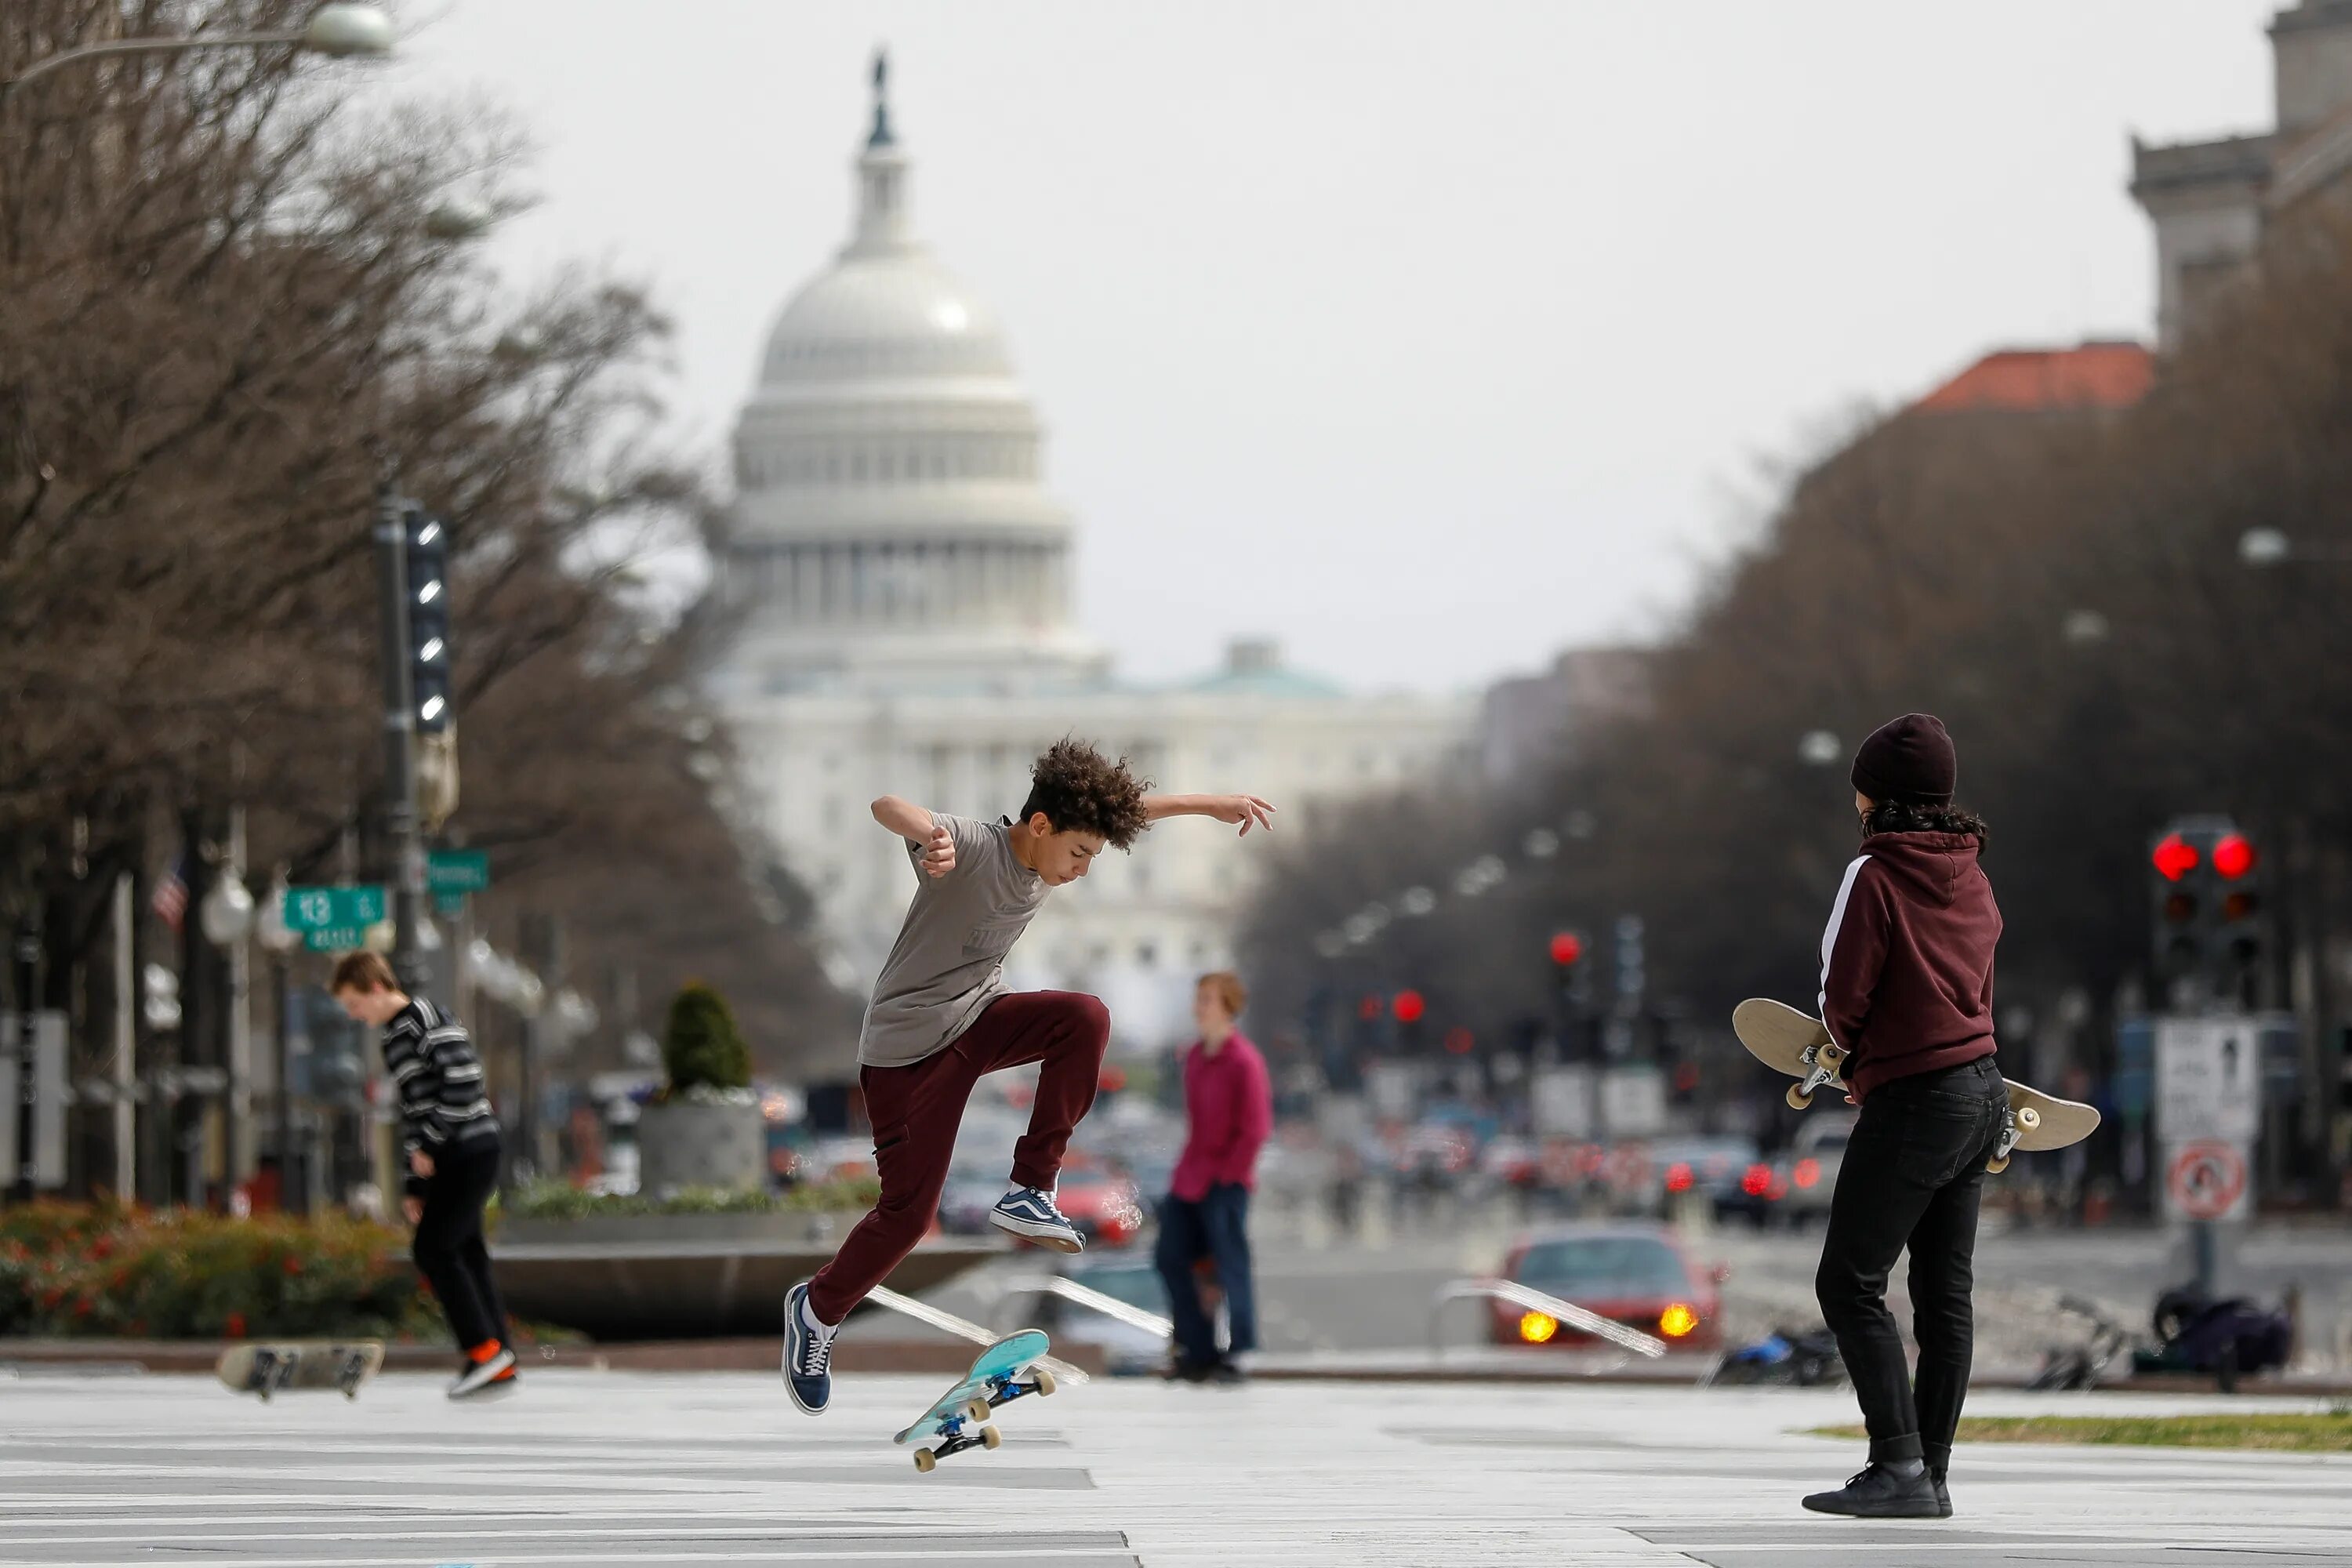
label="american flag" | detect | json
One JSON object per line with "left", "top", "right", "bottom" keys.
{"left": 151, "top": 854, "right": 189, "bottom": 931}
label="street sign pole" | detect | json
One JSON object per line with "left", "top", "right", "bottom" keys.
{"left": 372, "top": 484, "right": 432, "bottom": 999}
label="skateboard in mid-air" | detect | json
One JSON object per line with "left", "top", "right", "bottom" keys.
{"left": 216, "top": 1339, "right": 384, "bottom": 1401}
{"left": 893, "top": 1329, "right": 1057, "bottom": 1472}
{"left": 1733, "top": 998, "right": 2100, "bottom": 1173}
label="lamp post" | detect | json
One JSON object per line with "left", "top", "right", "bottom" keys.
{"left": 11, "top": 914, "right": 41, "bottom": 1205}
{"left": 0, "top": 5, "right": 394, "bottom": 104}
{"left": 256, "top": 869, "right": 303, "bottom": 1212}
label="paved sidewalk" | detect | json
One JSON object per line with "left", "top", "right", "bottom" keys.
{"left": 0, "top": 1367, "right": 2345, "bottom": 1565}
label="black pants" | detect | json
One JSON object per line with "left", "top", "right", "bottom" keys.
{"left": 1815, "top": 1056, "right": 2005, "bottom": 1472}
{"left": 1156, "top": 1185, "right": 1258, "bottom": 1367}
{"left": 411, "top": 1134, "right": 510, "bottom": 1352}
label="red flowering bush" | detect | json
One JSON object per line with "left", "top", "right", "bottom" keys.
{"left": 0, "top": 1205, "right": 436, "bottom": 1340}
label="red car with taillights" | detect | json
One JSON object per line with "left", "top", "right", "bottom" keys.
{"left": 1487, "top": 1222, "right": 1728, "bottom": 1353}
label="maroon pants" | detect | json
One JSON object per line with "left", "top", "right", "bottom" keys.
{"left": 807, "top": 991, "right": 1110, "bottom": 1324}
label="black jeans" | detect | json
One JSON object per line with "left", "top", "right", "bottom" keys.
{"left": 411, "top": 1134, "right": 510, "bottom": 1352}
{"left": 1156, "top": 1185, "right": 1258, "bottom": 1367}
{"left": 1815, "top": 1056, "right": 2005, "bottom": 1472}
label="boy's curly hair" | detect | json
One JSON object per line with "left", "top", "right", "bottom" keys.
{"left": 1018, "top": 738, "right": 1150, "bottom": 849}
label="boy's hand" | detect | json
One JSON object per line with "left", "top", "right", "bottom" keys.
{"left": 409, "top": 1149, "right": 435, "bottom": 1179}
{"left": 920, "top": 825, "right": 956, "bottom": 877}
{"left": 1208, "top": 794, "right": 1276, "bottom": 836}
{"left": 402, "top": 1196, "right": 423, "bottom": 1226}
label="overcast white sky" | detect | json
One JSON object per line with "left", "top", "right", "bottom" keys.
{"left": 387, "top": 1, "right": 2284, "bottom": 695}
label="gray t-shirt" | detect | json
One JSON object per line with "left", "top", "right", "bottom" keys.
{"left": 858, "top": 814, "right": 1051, "bottom": 1068}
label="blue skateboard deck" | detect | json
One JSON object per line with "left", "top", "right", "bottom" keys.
{"left": 893, "top": 1329, "right": 1056, "bottom": 1471}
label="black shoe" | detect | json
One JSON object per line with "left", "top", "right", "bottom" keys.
{"left": 1932, "top": 1472, "right": 1953, "bottom": 1518}
{"left": 1203, "top": 1356, "right": 1247, "bottom": 1385}
{"left": 1165, "top": 1356, "right": 1217, "bottom": 1384}
{"left": 1801, "top": 1462, "right": 1940, "bottom": 1519}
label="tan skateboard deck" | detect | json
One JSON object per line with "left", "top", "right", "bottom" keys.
{"left": 1733, "top": 998, "right": 2099, "bottom": 1173}
{"left": 216, "top": 1339, "right": 384, "bottom": 1400}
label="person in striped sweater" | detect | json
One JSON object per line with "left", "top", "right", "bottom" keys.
{"left": 332, "top": 952, "right": 517, "bottom": 1399}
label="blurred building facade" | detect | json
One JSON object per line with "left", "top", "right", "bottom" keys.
{"left": 710, "top": 60, "right": 1472, "bottom": 1047}
{"left": 2133, "top": 0, "right": 2352, "bottom": 350}
{"left": 1479, "top": 647, "right": 1652, "bottom": 786}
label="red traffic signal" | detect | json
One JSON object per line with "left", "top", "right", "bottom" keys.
{"left": 1443, "top": 1026, "right": 1475, "bottom": 1055}
{"left": 2151, "top": 833, "right": 2198, "bottom": 883}
{"left": 1392, "top": 989, "right": 1427, "bottom": 1025}
{"left": 1358, "top": 994, "right": 1384, "bottom": 1022}
{"left": 2212, "top": 833, "right": 2256, "bottom": 880}
{"left": 1549, "top": 931, "right": 1584, "bottom": 966}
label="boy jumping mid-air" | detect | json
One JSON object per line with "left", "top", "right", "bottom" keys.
{"left": 784, "top": 739, "right": 1274, "bottom": 1414}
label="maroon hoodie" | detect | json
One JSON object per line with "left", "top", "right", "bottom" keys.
{"left": 1818, "top": 829, "right": 2000, "bottom": 1101}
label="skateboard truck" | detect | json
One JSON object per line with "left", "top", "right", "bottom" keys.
{"left": 1986, "top": 1102, "right": 2041, "bottom": 1174}
{"left": 910, "top": 1367, "right": 1056, "bottom": 1472}
{"left": 1784, "top": 1041, "right": 1846, "bottom": 1110}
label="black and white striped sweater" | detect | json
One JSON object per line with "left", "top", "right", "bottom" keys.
{"left": 383, "top": 998, "right": 499, "bottom": 1192}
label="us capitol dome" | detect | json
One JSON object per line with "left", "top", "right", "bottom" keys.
{"left": 713, "top": 54, "right": 1470, "bottom": 1048}
{"left": 717, "top": 53, "right": 1101, "bottom": 695}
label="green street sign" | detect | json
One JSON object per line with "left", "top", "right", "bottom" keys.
{"left": 284, "top": 886, "right": 387, "bottom": 934}
{"left": 302, "top": 925, "right": 372, "bottom": 953}
{"left": 432, "top": 892, "right": 467, "bottom": 918}
{"left": 427, "top": 849, "right": 490, "bottom": 895}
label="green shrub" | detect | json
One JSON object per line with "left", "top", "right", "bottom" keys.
{"left": 0, "top": 1206, "right": 437, "bottom": 1341}
{"left": 503, "top": 1176, "right": 878, "bottom": 1221}
{"left": 659, "top": 981, "right": 753, "bottom": 1095}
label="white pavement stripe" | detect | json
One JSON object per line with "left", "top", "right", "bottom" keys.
{"left": 2, "top": 1373, "right": 2345, "bottom": 1566}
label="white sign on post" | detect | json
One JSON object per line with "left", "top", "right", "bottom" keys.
{"left": 1600, "top": 1065, "right": 1668, "bottom": 1138}
{"left": 2155, "top": 1016, "right": 2259, "bottom": 1224}
{"left": 2154, "top": 1017, "right": 2261, "bottom": 1145}
{"left": 1532, "top": 1065, "right": 1595, "bottom": 1139}
{"left": 0, "top": 1011, "right": 70, "bottom": 1189}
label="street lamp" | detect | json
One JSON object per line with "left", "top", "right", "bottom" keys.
{"left": 2240, "top": 527, "right": 2352, "bottom": 567}
{"left": 1797, "top": 729, "right": 1842, "bottom": 768}
{"left": 0, "top": 4, "right": 394, "bottom": 103}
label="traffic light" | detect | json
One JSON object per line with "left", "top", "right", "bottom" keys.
{"left": 2212, "top": 829, "right": 2262, "bottom": 1007}
{"left": 2149, "top": 816, "right": 2262, "bottom": 1007}
{"left": 403, "top": 506, "right": 455, "bottom": 735}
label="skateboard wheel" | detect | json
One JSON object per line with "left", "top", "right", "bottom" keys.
{"left": 1986, "top": 1154, "right": 2010, "bottom": 1174}
{"left": 965, "top": 1399, "right": 993, "bottom": 1425}
{"left": 2016, "top": 1105, "right": 2041, "bottom": 1131}
{"left": 913, "top": 1448, "right": 937, "bottom": 1473}
{"left": 980, "top": 1424, "right": 1001, "bottom": 1450}
{"left": 1032, "top": 1368, "right": 1057, "bottom": 1397}
{"left": 1784, "top": 1084, "right": 1813, "bottom": 1111}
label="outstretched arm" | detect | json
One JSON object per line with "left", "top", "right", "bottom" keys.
{"left": 1142, "top": 793, "right": 1276, "bottom": 837}
{"left": 873, "top": 796, "right": 956, "bottom": 878}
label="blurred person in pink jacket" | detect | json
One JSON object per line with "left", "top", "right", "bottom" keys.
{"left": 1155, "top": 971, "right": 1273, "bottom": 1382}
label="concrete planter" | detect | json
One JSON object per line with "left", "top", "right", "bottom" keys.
{"left": 497, "top": 1210, "right": 849, "bottom": 1248}
{"left": 487, "top": 1236, "right": 1004, "bottom": 1340}
{"left": 635, "top": 1098, "right": 766, "bottom": 1196}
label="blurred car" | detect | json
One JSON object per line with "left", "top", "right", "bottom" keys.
{"left": 1771, "top": 1112, "right": 1853, "bottom": 1226}
{"left": 1047, "top": 1165, "right": 1146, "bottom": 1249}
{"left": 1489, "top": 1221, "right": 1726, "bottom": 1353}
{"left": 1481, "top": 1135, "right": 1542, "bottom": 1190}
{"left": 1651, "top": 1135, "right": 1769, "bottom": 1224}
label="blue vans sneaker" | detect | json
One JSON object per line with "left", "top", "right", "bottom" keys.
{"left": 989, "top": 1185, "right": 1084, "bottom": 1253}
{"left": 782, "top": 1281, "right": 837, "bottom": 1414}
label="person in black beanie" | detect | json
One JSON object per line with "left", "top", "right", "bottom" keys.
{"left": 1802, "top": 713, "right": 2005, "bottom": 1520}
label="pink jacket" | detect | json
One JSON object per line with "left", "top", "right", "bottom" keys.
{"left": 1169, "top": 1033, "right": 1273, "bottom": 1202}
